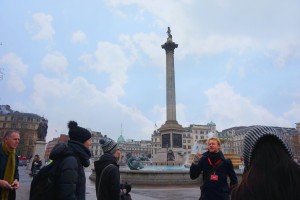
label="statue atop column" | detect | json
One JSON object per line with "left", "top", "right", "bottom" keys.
{"left": 167, "top": 27, "right": 173, "bottom": 41}
{"left": 37, "top": 118, "right": 48, "bottom": 141}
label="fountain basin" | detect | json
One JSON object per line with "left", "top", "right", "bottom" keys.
{"left": 90, "top": 165, "right": 200, "bottom": 185}
{"left": 119, "top": 168, "right": 201, "bottom": 185}
{"left": 89, "top": 166, "right": 243, "bottom": 185}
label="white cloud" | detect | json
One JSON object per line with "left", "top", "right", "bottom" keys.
{"left": 71, "top": 30, "right": 87, "bottom": 44}
{"left": 80, "top": 41, "right": 132, "bottom": 98}
{"left": 32, "top": 74, "right": 70, "bottom": 109}
{"left": 31, "top": 74, "right": 154, "bottom": 141}
{"left": 106, "top": 0, "right": 300, "bottom": 61}
{"left": 118, "top": 32, "right": 165, "bottom": 70}
{"left": 151, "top": 103, "right": 189, "bottom": 128}
{"left": 284, "top": 103, "right": 300, "bottom": 123}
{"left": 41, "top": 52, "right": 68, "bottom": 76}
{"left": 204, "top": 82, "right": 292, "bottom": 130}
{"left": 131, "top": 32, "right": 165, "bottom": 68}
{"left": 25, "top": 12, "right": 55, "bottom": 41}
{"left": 152, "top": 105, "right": 166, "bottom": 126}
{"left": 268, "top": 39, "right": 300, "bottom": 68}
{"left": 0, "top": 53, "right": 28, "bottom": 92}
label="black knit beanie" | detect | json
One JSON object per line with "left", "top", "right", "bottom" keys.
{"left": 100, "top": 137, "right": 118, "bottom": 154}
{"left": 243, "top": 125, "right": 293, "bottom": 171}
{"left": 68, "top": 121, "right": 91, "bottom": 143}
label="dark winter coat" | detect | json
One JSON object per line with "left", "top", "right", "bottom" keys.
{"left": 190, "top": 151, "right": 238, "bottom": 200}
{"left": 49, "top": 140, "right": 91, "bottom": 200}
{"left": 94, "top": 153, "right": 121, "bottom": 200}
{"left": 0, "top": 146, "right": 19, "bottom": 200}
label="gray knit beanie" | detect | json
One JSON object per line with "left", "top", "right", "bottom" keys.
{"left": 100, "top": 137, "right": 118, "bottom": 154}
{"left": 243, "top": 125, "right": 293, "bottom": 171}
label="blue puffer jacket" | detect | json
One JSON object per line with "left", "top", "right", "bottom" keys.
{"left": 190, "top": 151, "right": 238, "bottom": 200}
{"left": 49, "top": 140, "right": 91, "bottom": 200}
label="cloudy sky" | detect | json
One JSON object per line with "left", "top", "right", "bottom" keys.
{"left": 1, "top": 0, "right": 299, "bottom": 142}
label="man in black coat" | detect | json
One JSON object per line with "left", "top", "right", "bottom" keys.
{"left": 190, "top": 137, "right": 238, "bottom": 200}
{"left": 94, "top": 137, "right": 125, "bottom": 200}
{"left": 0, "top": 130, "right": 20, "bottom": 200}
{"left": 49, "top": 121, "right": 91, "bottom": 200}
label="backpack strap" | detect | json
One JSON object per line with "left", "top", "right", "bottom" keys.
{"left": 97, "top": 164, "right": 114, "bottom": 195}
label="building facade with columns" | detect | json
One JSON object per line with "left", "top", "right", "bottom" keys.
{"left": 0, "top": 105, "right": 47, "bottom": 157}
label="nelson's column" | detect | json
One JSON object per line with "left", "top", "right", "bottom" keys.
{"left": 153, "top": 27, "right": 185, "bottom": 165}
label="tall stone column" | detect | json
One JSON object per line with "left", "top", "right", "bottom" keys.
{"left": 162, "top": 36, "right": 178, "bottom": 123}
{"left": 160, "top": 27, "right": 183, "bottom": 131}
{"left": 153, "top": 27, "right": 184, "bottom": 165}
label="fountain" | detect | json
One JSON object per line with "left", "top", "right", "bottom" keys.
{"left": 89, "top": 161, "right": 202, "bottom": 185}
{"left": 184, "top": 140, "right": 207, "bottom": 168}
{"left": 89, "top": 157, "right": 242, "bottom": 185}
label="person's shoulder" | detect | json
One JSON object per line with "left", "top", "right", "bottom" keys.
{"left": 106, "top": 163, "right": 118, "bottom": 172}
{"left": 61, "top": 155, "right": 78, "bottom": 162}
{"left": 57, "top": 155, "right": 79, "bottom": 168}
{"left": 224, "top": 158, "right": 233, "bottom": 166}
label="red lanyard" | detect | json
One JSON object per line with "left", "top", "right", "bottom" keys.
{"left": 207, "top": 157, "right": 221, "bottom": 167}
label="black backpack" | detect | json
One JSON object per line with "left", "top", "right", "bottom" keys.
{"left": 29, "top": 158, "right": 63, "bottom": 200}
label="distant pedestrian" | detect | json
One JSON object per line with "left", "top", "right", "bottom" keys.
{"left": 0, "top": 130, "right": 20, "bottom": 200}
{"left": 30, "top": 155, "right": 42, "bottom": 177}
{"left": 48, "top": 120, "right": 91, "bottom": 200}
{"left": 95, "top": 137, "right": 130, "bottom": 200}
{"left": 231, "top": 126, "right": 300, "bottom": 200}
{"left": 190, "top": 137, "right": 238, "bottom": 200}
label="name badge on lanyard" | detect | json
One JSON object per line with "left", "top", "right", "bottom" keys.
{"left": 210, "top": 172, "right": 219, "bottom": 181}
{"left": 208, "top": 157, "right": 221, "bottom": 181}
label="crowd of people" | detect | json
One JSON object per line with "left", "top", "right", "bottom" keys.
{"left": 1, "top": 124, "right": 300, "bottom": 200}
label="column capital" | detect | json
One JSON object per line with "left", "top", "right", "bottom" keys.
{"left": 161, "top": 41, "right": 178, "bottom": 53}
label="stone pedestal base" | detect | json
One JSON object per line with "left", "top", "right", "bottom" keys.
{"left": 31, "top": 140, "right": 47, "bottom": 165}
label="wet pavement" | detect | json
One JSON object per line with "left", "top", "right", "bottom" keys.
{"left": 16, "top": 165, "right": 201, "bottom": 200}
